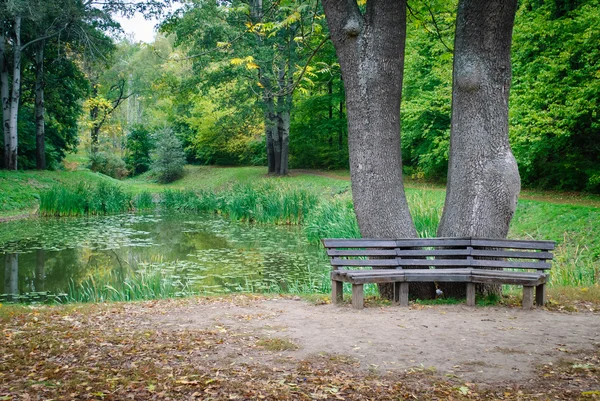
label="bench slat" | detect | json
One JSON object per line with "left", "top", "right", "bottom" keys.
{"left": 330, "top": 259, "right": 399, "bottom": 267}
{"left": 471, "top": 249, "right": 553, "bottom": 260}
{"left": 471, "top": 238, "right": 555, "bottom": 250}
{"left": 395, "top": 238, "right": 472, "bottom": 247}
{"left": 322, "top": 239, "right": 396, "bottom": 248}
{"left": 398, "top": 259, "right": 472, "bottom": 267}
{"left": 472, "top": 274, "right": 546, "bottom": 286}
{"left": 470, "top": 260, "right": 551, "bottom": 270}
{"left": 327, "top": 249, "right": 398, "bottom": 257}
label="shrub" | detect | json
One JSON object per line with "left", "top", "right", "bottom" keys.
{"left": 88, "top": 151, "right": 128, "bottom": 179}
{"left": 151, "top": 128, "right": 186, "bottom": 183}
{"left": 125, "top": 125, "right": 154, "bottom": 176}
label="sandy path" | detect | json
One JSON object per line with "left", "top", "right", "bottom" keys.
{"left": 148, "top": 298, "right": 600, "bottom": 385}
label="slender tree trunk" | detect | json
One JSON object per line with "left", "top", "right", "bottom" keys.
{"left": 7, "top": 16, "right": 21, "bottom": 170}
{"left": 277, "top": 100, "right": 290, "bottom": 175}
{"left": 322, "top": 0, "right": 434, "bottom": 299}
{"left": 437, "top": 0, "right": 520, "bottom": 297}
{"left": 274, "top": 70, "right": 292, "bottom": 176}
{"left": 264, "top": 92, "right": 276, "bottom": 174}
{"left": 35, "top": 40, "right": 46, "bottom": 169}
{"left": 90, "top": 83, "right": 100, "bottom": 154}
{"left": 0, "top": 20, "right": 10, "bottom": 169}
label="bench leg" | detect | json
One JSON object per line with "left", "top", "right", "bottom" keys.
{"left": 523, "top": 286, "right": 534, "bottom": 309}
{"left": 393, "top": 282, "right": 401, "bottom": 304}
{"left": 352, "top": 284, "right": 364, "bottom": 309}
{"left": 535, "top": 283, "right": 546, "bottom": 306}
{"left": 466, "top": 283, "right": 476, "bottom": 306}
{"left": 332, "top": 280, "right": 343, "bottom": 304}
{"left": 399, "top": 282, "right": 409, "bottom": 307}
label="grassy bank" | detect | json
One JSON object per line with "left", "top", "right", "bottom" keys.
{"left": 2, "top": 165, "right": 599, "bottom": 290}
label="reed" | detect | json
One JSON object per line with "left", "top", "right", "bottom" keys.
{"left": 66, "top": 268, "right": 195, "bottom": 303}
{"left": 39, "top": 182, "right": 133, "bottom": 216}
{"left": 134, "top": 191, "right": 155, "bottom": 211}
{"left": 158, "top": 182, "right": 319, "bottom": 225}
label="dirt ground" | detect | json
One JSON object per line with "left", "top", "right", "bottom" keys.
{"left": 3, "top": 296, "right": 600, "bottom": 400}
{"left": 148, "top": 298, "right": 600, "bottom": 386}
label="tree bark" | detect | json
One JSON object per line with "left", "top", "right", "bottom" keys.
{"left": 264, "top": 92, "right": 276, "bottom": 174}
{"left": 7, "top": 15, "right": 21, "bottom": 170}
{"left": 322, "top": 0, "right": 434, "bottom": 299}
{"left": 0, "top": 20, "right": 10, "bottom": 169}
{"left": 90, "top": 84, "right": 100, "bottom": 154}
{"left": 437, "top": 0, "right": 520, "bottom": 297}
{"left": 35, "top": 40, "right": 46, "bottom": 169}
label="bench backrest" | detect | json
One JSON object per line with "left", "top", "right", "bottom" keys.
{"left": 322, "top": 237, "right": 555, "bottom": 271}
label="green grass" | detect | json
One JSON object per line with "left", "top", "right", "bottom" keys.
{"left": 0, "top": 170, "right": 120, "bottom": 218}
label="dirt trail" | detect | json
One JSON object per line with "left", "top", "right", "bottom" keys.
{"left": 148, "top": 298, "right": 600, "bottom": 385}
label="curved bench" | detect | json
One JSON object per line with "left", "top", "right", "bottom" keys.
{"left": 322, "top": 237, "right": 555, "bottom": 309}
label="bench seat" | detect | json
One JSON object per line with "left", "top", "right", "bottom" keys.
{"left": 323, "top": 237, "right": 555, "bottom": 310}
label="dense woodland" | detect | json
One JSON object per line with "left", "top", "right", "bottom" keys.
{"left": 0, "top": 0, "right": 598, "bottom": 192}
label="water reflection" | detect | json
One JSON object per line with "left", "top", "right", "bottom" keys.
{"left": 0, "top": 214, "right": 329, "bottom": 301}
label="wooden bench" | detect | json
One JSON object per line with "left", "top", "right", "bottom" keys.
{"left": 322, "top": 237, "right": 555, "bottom": 310}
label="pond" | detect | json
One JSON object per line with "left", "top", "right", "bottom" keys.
{"left": 0, "top": 213, "right": 331, "bottom": 303}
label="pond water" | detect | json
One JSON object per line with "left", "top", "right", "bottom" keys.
{"left": 0, "top": 213, "right": 331, "bottom": 302}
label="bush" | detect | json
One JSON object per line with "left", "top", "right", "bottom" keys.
{"left": 151, "top": 128, "right": 186, "bottom": 183}
{"left": 125, "top": 125, "right": 154, "bottom": 176}
{"left": 88, "top": 151, "right": 129, "bottom": 179}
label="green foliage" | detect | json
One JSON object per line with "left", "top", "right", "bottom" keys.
{"left": 401, "top": 3, "right": 454, "bottom": 181}
{"left": 88, "top": 151, "right": 129, "bottom": 179}
{"left": 510, "top": 0, "right": 600, "bottom": 192}
{"left": 39, "top": 181, "right": 132, "bottom": 216}
{"left": 125, "top": 125, "right": 154, "bottom": 176}
{"left": 151, "top": 128, "right": 186, "bottom": 183}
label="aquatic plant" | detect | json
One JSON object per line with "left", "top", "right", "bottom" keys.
{"left": 66, "top": 268, "right": 195, "bottom": 303}
{"left": 39, "top": 182, "right": 132, "bottom": 216}
{"left": 134, "top": 191, "right": 155, "bottom": 211}
{"left": 159, "top": 182, "right": 319, "bottom": 225}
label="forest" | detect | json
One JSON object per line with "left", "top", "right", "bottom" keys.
{"left": 0, "top": 0, "right": 598, "bottom": 192}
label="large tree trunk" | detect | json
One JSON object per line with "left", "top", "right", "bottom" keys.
{"left": 35, "top": 40, "right": 46, "bottom": 170}
{"left": 437, "top": 0, "right": 520, "bottom": 298}
{"left": 7, "top": 15, "right": 21, "bottom": 170}
{"left": 0, "top": 20, "right": 10, "bottom": 169}
{"left": 322, "top": 0, "right": 434, "bottom": 300}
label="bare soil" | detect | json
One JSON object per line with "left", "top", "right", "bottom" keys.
{"left": 2, "top": 296, "right": 599, "bottom": 400}
{"left": 149, "top": 298, "right": 600, "bottom": 385}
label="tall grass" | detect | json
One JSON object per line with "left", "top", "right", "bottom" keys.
{"left": 66, "top": 268, "right": 194, "bottom": 303}
{"left": 39, "top": 182, "right": 153, "bottom": 216}
{"left": 159, "top": 182, "right": 319, "bottom": 225}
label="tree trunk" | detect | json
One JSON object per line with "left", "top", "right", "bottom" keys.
{"left": 0, "top": 20, "right": 10, "bottom": 169}
{"left": 322, "top": 0, "right": 434, "bottom": 300}
{"left": 275, "top": 71, "right": 292, "bottom": 176}
{"left": 7, "top": 16, "right": 21, "bottom": 170}
{"left": 264, "top": 92, "right": 276, "bottom": 174}
{"left": 35, "top": 40, "right": 46, "bottom": 170}
{"left": 437, "top": 0, "right": 520, "bottom": 298}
